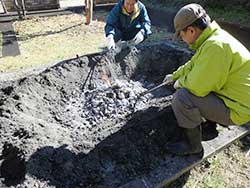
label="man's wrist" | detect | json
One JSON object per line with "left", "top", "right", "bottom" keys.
{"left": 107, "top": 34, "right": 114, "bottom": 39}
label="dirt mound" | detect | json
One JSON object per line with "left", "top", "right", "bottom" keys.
{"left": 0, "top": 42, "right": 192, "bottom": 188}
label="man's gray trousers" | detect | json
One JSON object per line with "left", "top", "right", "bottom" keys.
{"left": 171, "top": 88, "right": 234, "bottom": 129}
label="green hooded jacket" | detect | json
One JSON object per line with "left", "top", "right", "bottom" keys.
{"left": 172, "top": 21, "right": 250, "bottom": 125}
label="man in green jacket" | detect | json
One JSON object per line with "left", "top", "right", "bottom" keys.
{"left": 164, "top": 3, "right": 250, "bottom": 155}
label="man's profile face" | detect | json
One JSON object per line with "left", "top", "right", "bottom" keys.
{"left": 124, "top": 0, "right": 137, "bottom": 13}
{"left": 180, "top": 28, "right": 194, "bottom": 45}
{"left": 179, "top": 26, "right": 200, "bottom": 45}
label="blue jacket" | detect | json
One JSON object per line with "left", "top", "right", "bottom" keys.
{"left": 105, "top": 0, "right": 152, "bottom": 38}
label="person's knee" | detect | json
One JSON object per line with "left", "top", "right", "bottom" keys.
{"left": 172, "top": 88, "right": 192, "bottom": 107}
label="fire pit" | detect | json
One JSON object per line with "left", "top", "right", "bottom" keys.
{"left": 0, "top": 41, "right": 192, "bottom": 187}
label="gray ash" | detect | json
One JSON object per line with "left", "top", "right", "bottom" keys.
{"left": 64, "top": 79, "right": 153, "bottom": 128}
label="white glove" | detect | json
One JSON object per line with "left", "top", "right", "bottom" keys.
{"left": 106, "top": 35, "right": 115, "bottom": 50}
{"left": 133, "top": 29, "right": 145, "bottom": 45}
{"left": 163, "top": 74, "right": 173, "bottom": 84}
{"left": 114, "top": 40, "right": 123, "bottom": 53}
{"left": 174, "top": 80, "right": 180, "bottom": 89}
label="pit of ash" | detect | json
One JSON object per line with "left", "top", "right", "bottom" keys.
{"left": 0, "top": 42, "right": 192, "bottom": 188}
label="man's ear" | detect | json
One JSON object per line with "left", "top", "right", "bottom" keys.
{"left": 191, "top": 26, "right": 202, "bottom": 41}
{"left": 189, "top": 26, "right": 200, "bottom": 39}
{"left": 188, "top": 26, "right": 195, "bottom": 34}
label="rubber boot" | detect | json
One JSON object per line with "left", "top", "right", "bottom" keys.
{"left": 201, "top": 120, "right": 218, "bottom": 141}
{"left": 166, "top": 126, "right": 203, "bottom": 156}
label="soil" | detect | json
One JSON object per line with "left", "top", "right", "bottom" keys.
{"left": 0, "top": 42, "right": 192, "bottom": 188}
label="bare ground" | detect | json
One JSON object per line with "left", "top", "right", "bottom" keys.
{"left": 0, "top": 11, "right": 169, "bottom": 73}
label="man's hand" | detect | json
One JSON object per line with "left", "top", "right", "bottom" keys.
{"left": 106, "top": 35, "right": 115, "bottom": 50}
{"left": 163, "top": 74, "right": 173, "bottom": 84}
{"left": 133, "top": 29, "right": 145, "bottom": 45}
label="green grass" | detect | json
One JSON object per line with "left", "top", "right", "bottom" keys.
{"left": 200, "top": 158, "right": 225, "bottom": 188}
{"left": 203, "top": 176, "right": 225, "bottom": 188}
{"left": 147, "top": 26, "right": 172, "bottom": 42}
{"left": 143, "top": 0, "right": 250, "bottom": 26}
{"left": 207, "top": 6, "right": 250, "bottom": 25}
{"left": 143, "top": 0, "right": 178, "bottom": 12}
{"left": 187, "top": 157, "right": 226, "bottom": 188}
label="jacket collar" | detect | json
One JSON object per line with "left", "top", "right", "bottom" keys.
{"left": 122, "top": 2, "right": 140, "bottom": 22}
{"left": 189, "top": 21, "right": 221, "bottom": 50}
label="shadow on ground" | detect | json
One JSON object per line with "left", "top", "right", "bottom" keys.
{"left": 25, "top": 106, "right": 184, "bottom": 188}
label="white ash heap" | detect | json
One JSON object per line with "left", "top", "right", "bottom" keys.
{"left": 82, "top": 79, "right": 154, "bottom": 124}
{"left": 64, "top": 79, "right": 153, "bottom": 128}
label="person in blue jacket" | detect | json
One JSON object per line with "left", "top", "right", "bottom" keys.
{"left": 105, "top": 0, "right": 152, "bottom": 51}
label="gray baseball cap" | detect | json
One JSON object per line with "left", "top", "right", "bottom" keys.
{"left": 174, "top": 3, "right": 208, "bottom": 38}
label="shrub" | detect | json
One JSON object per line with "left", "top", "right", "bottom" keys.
{"left": 156, "top": 0, "right": 250, "bottom": 9}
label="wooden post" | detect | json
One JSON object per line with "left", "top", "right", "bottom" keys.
{"left": 14, "top": 0, "right": 26, "bottom": 19}
{"left": 1, "top": 0, "right": 8, "bottom": 13}
{"left": 85, "top": 0, "right": 93, "bottom": 25}
{"left": 21, "top": 0, "right": 26, "bottom": 18}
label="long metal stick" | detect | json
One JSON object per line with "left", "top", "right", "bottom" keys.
{"left": 137, "top": 80, "right": 173, "bottom": 97}
{"left": 132, "top": 80, "right": 173, "bottom": 113}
